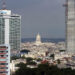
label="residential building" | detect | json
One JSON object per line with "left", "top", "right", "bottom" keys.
{"left": 0, "top": 45, "right": 10, "bottom": 75}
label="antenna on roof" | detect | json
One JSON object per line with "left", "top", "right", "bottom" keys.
{"left": 2, "top": 0, "right": 6, "bottom": 10}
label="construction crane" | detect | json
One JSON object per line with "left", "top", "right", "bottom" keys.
{"left": 63, "top": 0, "right": 68, "bottom": 16}
{"left": 2, "top": 0, "right": 6, "bottom": 10}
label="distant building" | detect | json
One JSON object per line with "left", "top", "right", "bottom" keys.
{"left": 0, "top": 9, "right": 21, "bottom": 51}
{"left": 35, "top": 33, "right": 42, "bottom": 45}
{"left": 0, "top": 45, "right": 10, "bottom": 75}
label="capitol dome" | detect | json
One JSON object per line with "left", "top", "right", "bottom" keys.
{"left": 35, "top": 33, "right": 42, "bottom": 45}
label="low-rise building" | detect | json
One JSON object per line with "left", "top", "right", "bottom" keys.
{"left": 10, "top": 59, "right": 26, "bottom": 72}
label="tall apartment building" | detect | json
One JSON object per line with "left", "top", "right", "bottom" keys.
{"left": 66, "top": 0, "right": 75, "bottom": 54}
{"left": 0, "top": 45, "right": 10, "bottom": 75}
{"left": 0, "top": 9, "right": 21, "bottom": 51}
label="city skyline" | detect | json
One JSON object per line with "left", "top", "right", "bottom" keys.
{"left": 1, "top": 0, "right": 65, "bottom": 38}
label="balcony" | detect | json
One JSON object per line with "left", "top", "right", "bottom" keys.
{"left": 0, "top": 53, "right": 7, "bottom": 55}
{"left": 0, "top": 69, "right": 6, "bottom": 72}
{"left": 0, "top": 57, "right": 6, "bottom": 59}
{"left": 0, "top": 65, "right": 6, "bottom": 67}
{"left": 0, "top": 61, "right": 6, "bottom": 63}
{"left": 0, "top": 74, "right": 6, "bottom": 75}
{"left": 0, "top": 49, "right": 7, "bottom": 51}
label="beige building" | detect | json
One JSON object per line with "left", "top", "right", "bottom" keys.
{"left": 66, "top": 0, "right": 75, "bottom": 54}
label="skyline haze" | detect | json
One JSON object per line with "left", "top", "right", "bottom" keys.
{"left": 0, "top": 0, "right": 65, "bottom": 38}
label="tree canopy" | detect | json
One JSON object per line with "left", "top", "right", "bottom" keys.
{"left": 14, "top": 63, "right": 75, "bottom": 75}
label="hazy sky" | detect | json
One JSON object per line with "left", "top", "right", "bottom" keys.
{"left": 1, "top": 0, "right": 65, "bottom": 38}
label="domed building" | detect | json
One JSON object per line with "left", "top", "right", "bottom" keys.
{"left": 35, "top": 33, "right": 42, "bottom": 45}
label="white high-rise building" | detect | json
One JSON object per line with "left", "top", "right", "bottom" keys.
{"left": 66, "top": 0, "right": 75, "bottom": 54}
{"left": 0, "top": 9, "right": 21, "bottom": 51}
